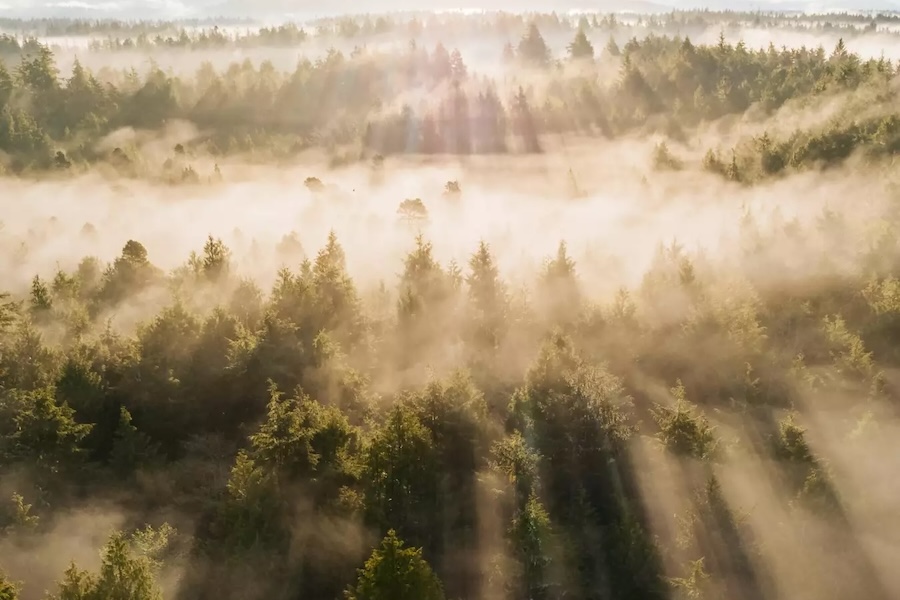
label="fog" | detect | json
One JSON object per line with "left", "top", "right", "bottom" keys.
{"left": 1, "top": 8, "right": 900, "bottom": 600}
{"left": 1, "top": 139, "right": 877, "bottom": 303}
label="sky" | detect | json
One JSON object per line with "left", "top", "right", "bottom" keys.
{"left": 1, "top": 0, "right": 899, "bottom": 20}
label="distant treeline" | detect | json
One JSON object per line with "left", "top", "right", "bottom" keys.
{"left": 0, "top": 10, "right": 900, "bottom": 54}
{"left": 17, "top": 10, "right": 900, "bottom": 52}
{"left": 0, "top": 18, "right": 896, "bottom": 181}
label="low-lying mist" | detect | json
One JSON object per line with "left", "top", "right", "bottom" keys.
{"left": 3, "top": 9, "right": 900, "bottom": 600}
{"left": 0, "top": 138, "right": 874, "bottom": 301}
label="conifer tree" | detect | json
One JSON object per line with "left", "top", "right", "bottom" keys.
{"left": 568, "top": 28, "right": 595, "bottom": 60}
{"left": 345, "top": 530, "right": 444, "bottom": 600}
{"left": 517, "top": 23, "right": 551, "bottom": 67}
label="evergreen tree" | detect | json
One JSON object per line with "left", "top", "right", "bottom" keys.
{"left": 512, "top": 87, "right": 540, "bottom": 153}
{"left": 48, "top": 532, "right": 163, "bottom": 600}
{"left": 605, "top": 36, "right": 621, "bottom": 56}
{"left": 345, "top": 530, "right": 444, "bottom": 600}
{"left": 568, "top": 29, "right": 595, "bottom": 60}
{"left": 517, "top": 23, "right": 551, "bottom": 67}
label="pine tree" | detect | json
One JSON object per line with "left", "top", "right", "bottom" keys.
{"left": 29, "top": 275, "right": 52, "bottom": 319}
{"left": 509, "top": 495, "right": 554, "bottom": 600}
{"left": 517, "top": 23, "right": 550, "bottom": 67}
{"left": 449, "top": 49, "right": 467, "bottom": 80}
{"left": 605, "top": 36, "right": 621, "bottom": 57}
{"left": 512, "top": 87, "right": 540, "bottom": 153}
{"left": 48, "top": 532, "right": 163, "bottom": 600}
{"left": 568, "top": 29, "right": 595, "bottom": 60}
{"left": 346, "top": 530, "right": 444, "bottom": 600}
{"left": 726, "top": 150, "right": 741, "bottom": 182}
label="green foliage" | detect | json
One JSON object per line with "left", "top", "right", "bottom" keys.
{"left": 214, "top": 450, "right": 284, "bottom": 554}
{"left": 1, "top": 492, "right": 39, "bottom": 534}
{"left": 6, "top": 387, "right": 92, "bottom": 473}
{"left": 397, "top": 198, "right": 429, "bottom": 226}
{"left": 0, "top": 16, "right": 889, "bottom": 173}
{"left": 492, "top": 432, "right": 540, "bottom": 504}
{"left": 651, "top": 381, "right": 719, "bottom": 460}
{"left": 250, "top": 382, "right": 359, "bottom": 487}
{"left": 775, "top": 415, "right": 840, "bottom": 512}
{"left": 823, "top": 315, "right": 878, "bottom": 382}
{"left": 362, "top": 403, "right": 436, "bottom": 544}
{"left": 568, "top": 29, "right": 595, "bottom": 61}
{"left": 345, "top": 530, "right": 444, "bottom": 600}
{"left": 507, "top": 494, "right": 555, "bottom": 600}
{"left": 109, "top": 405, "right": 161, "bottom": 474}
{"left": 518, "top": 23, "right": 551, "bottom": 67}
{"left": 0, "top": 571, "right": 19, "bottom": 600}
{"left": 0, "top": 12, "right": 899, "bottom": 600}
{"left": 29, "top": 275, "right": 52, "bottom": 320}
{"left": 652, "top": 141, "right": 683, "bottom": 170}
{"left": 671, "top": 558, "right": 711, "bottom": 600}
{"left": 49, "top": 532, "right": 163, "bottom": 600}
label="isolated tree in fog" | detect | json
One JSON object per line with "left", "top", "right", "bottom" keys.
{"left": 200, "top": 236, "right": 232, "bottom": 283}
{"left": 345, "top": 530, "right": 444, "bottom": 600}
{"left": 98, "top": 240, "right": 160, "bottom": 307}
{"left": 304, "top": 176, "right": 325, "bottom": 192}
{"left": 443, "top": 180, "right": 461, "bottom": 197}
{"left": 397, "top": 198, "right": 429, "bottom": 227}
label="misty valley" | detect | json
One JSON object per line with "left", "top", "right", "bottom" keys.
{"left": 2, "top": 7, "right": 900, "bottom": 600}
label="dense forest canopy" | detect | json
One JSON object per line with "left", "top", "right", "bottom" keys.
{"left": 1, "top": 8, "right": 900, "bottom": 600}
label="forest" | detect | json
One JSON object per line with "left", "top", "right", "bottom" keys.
{"left": 0, "top": 7, "right": 900, "bottom": 600}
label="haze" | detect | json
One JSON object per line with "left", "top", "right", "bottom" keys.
{"left": 0, "top": 6, "right": 900, "bottom": 600}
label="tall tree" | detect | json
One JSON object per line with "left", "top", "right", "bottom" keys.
{"left": 568, "top": 29, "right": 595, "bottom": 60}
{"left": 363, "top": 405, "right": 437, "bottom": 548}
{"left": 517, "top": 23, "right": 551, "bottom": 67}
{"left": 466, "top": 241, "right": 508, "bottom": 354}
{"left": 512, "top": 87, "right": 541, "bottom": 153}
{"left": 345, "top": 530, "right": 445, "bottom": 600}
{"left": 449, "top": 49, "right": 467, "bottom": 80}
{"left": 48, "top": 532, "right": 163, "bottom": 600}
